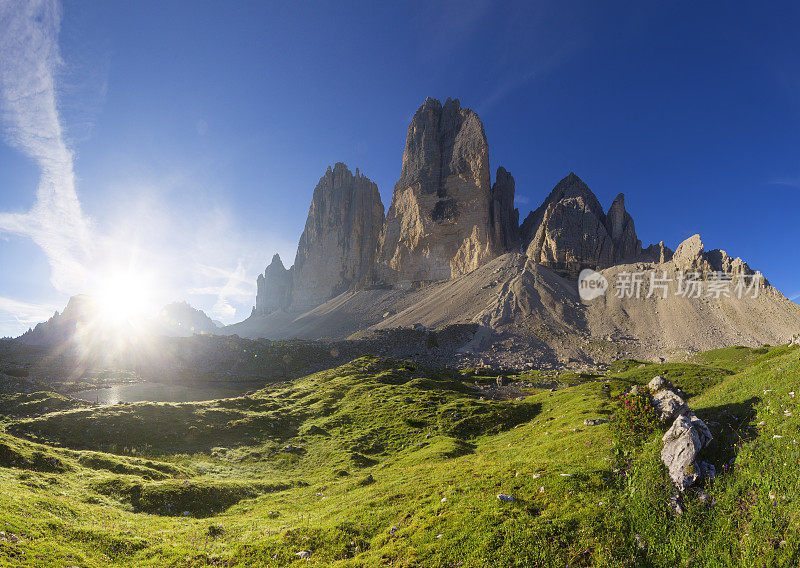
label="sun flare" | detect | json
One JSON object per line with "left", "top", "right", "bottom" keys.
{"left": 94, "top": 271, "right": 156, "bottom": 325}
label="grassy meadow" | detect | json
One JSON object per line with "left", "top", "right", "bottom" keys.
{"left": 0, "top": 346, "right": 798, "bottom": 567}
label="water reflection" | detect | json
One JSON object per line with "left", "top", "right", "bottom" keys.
{"left": 74, "top": 382, "right": 258, "bottom": 405}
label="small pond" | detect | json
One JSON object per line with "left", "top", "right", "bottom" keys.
{"left": 73, "top": 382, "right": 261, "bottom": 405}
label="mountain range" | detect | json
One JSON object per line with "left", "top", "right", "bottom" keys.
{"left": 15, "top": 97, "right": 800, "bottom": 368}
{"left": 219, "top": 97, "right": 800, "bottom": 366}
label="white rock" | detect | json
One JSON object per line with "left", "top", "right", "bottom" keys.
{"left": 652, "top": 389, "right": 688, "bottom": 423}
{"left": 647, "top": 375, "right": 668, "bottom": 393}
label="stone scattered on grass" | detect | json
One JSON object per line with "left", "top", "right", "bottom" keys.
{"left": 497, "top": 494, "right": 515, "bottom": 502}
{"left": 584, "top": 418, "right": 609, "bottom": 426}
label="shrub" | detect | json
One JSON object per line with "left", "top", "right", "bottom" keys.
{"left": 610, "top": 391, "right": 659, "bottom": 478}
{"left": 611, "top": 391, "right": 658, "bottom": 446}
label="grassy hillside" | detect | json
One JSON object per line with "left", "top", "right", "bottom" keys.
{"left": 0, "top": 347, "right": 798, "bottom": 567}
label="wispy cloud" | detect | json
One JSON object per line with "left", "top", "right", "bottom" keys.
{"left": 0, "top": 296, "right": 59, "bottom": 333}
{"left": 768, "top": 177, "right": 800, "bottom": 188}
{"left": 189, "top": 261, "right": 257, "bottom": 319}
{"left": 206, "top": 261, "right": 255, "bottom": 318}
{"left": 0, "top": 1, "right": 294, "bottom": 333}
{"left": 0, "top": 0, "right": 93, "bottom": 292}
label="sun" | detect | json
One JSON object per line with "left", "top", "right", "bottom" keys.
{"left": 94, "top": 270, "right": 156, "bottom": 325}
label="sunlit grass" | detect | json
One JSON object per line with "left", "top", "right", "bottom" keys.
{"left": 0, "top": 348, "right": 798, "bottom": 566}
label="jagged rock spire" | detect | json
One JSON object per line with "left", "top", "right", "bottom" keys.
{"left": 490, "top": 166, "right": 521, "bottom": 253}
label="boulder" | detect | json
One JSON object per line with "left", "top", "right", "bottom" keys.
{"left": 661, "top": 413, "right": 703, "bottom": 492}
{"left": 690, "top": 413, "right": 713, "bottom": 448}
{"left": 661, "top": 408, "right": 713, "bottom": 495}
{"left": 790, "top": 333, "right": 800, "bottom": 347}
{"left": 651, "top": 388, "right": 688, "bottom": 423}
{"left": 647, "top": 375, "right": 668, "bottom": 393}
{"left": 378, "top": 97, "right": 495, "bottom": 282}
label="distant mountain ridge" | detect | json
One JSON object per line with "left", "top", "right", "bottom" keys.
{"left": 17, "top": 297, "right": 218, "bottom": 346}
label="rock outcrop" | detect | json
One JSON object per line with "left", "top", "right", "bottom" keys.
{"left": 520, "top": 174, "right": 648, "bottom": 278}
{"left": 790, "top": 333, "right": 800, "bottom": 347}
{"left": 378, "top": 97, "right": 495, "bottom": 282}
{"left": 291, "top": 163, "right": 385, "bottom": 310}
{"left": 255, "top": 254, "right": 292, "bottom": 315}
{"left": 672, "top": 234, "right": 754, "bottom": 278}
{"left": 642, "top": 241, "right": 674, "bottom": 264}
{"left": 489, "top": 166, "right": 521, "bottom": 253}
{"left": 646, "top": 376, "right": 715, "bottom": 514}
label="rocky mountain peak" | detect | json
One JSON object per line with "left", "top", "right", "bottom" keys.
{"left": 255, "top": 163, "right": 385, "bottom": 315}
{"left": 255, "top": 253, "right": 291, "bottom": 315}
{"left": 156, "top": 301, "right": 218, "bottom": 337}
{"left": 604, "top": 193, "right": 641, "bottom": 262}
{"left": 379, "top": 97, "right": 494, "bottom": 282}
{"left": 674, "top": 234, "right": 705, "bottom": 266}
{"left": 521, "top": 173, "right": 614, "bottom": 277}
{"left": 521, "top": 173, "right": 644, "bottom": 277}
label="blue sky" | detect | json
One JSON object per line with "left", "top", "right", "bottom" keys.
{"left": 1, "top": 0, "right": 799, "bottom": 336}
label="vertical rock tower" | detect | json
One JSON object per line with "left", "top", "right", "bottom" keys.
{"left": 378, "top": 97, "right": 497, "bottom": 282}
{"left": 290, "top": 163, "right": 385, "bottom": 310}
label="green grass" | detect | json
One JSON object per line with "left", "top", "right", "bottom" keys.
{"left": 0, "top": 347, "right": 797, "bottom": 566}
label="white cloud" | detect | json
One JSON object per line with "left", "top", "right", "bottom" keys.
{"left": 0, "top": 0, "right": 93, "bottom": 292}
{"left": 204, "top": 260, "right": 250, "bottom": 319}
{"left": 0, "top": 296, "right": 59, "bottom": 332}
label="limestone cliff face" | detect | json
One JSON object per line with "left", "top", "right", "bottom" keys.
{"left": 522, "top": 173, "right": 616, "bottom": 277}
{"left": 290, "top": 163, "right": 385, "bottom": 310}
{"left": 521, "top": 173, "right": 646, "bottom": 277}
{"left": 255, "top": 254, "right": 292, "bottom": 314}
{"left": 604, "top": 193, "right": 641, "bottom": 262}
{"left": 489, "top": 166, "right": 521, "bottom": 253}
{"left": 378, "top": 98, "right": 495, "bottom": 282}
